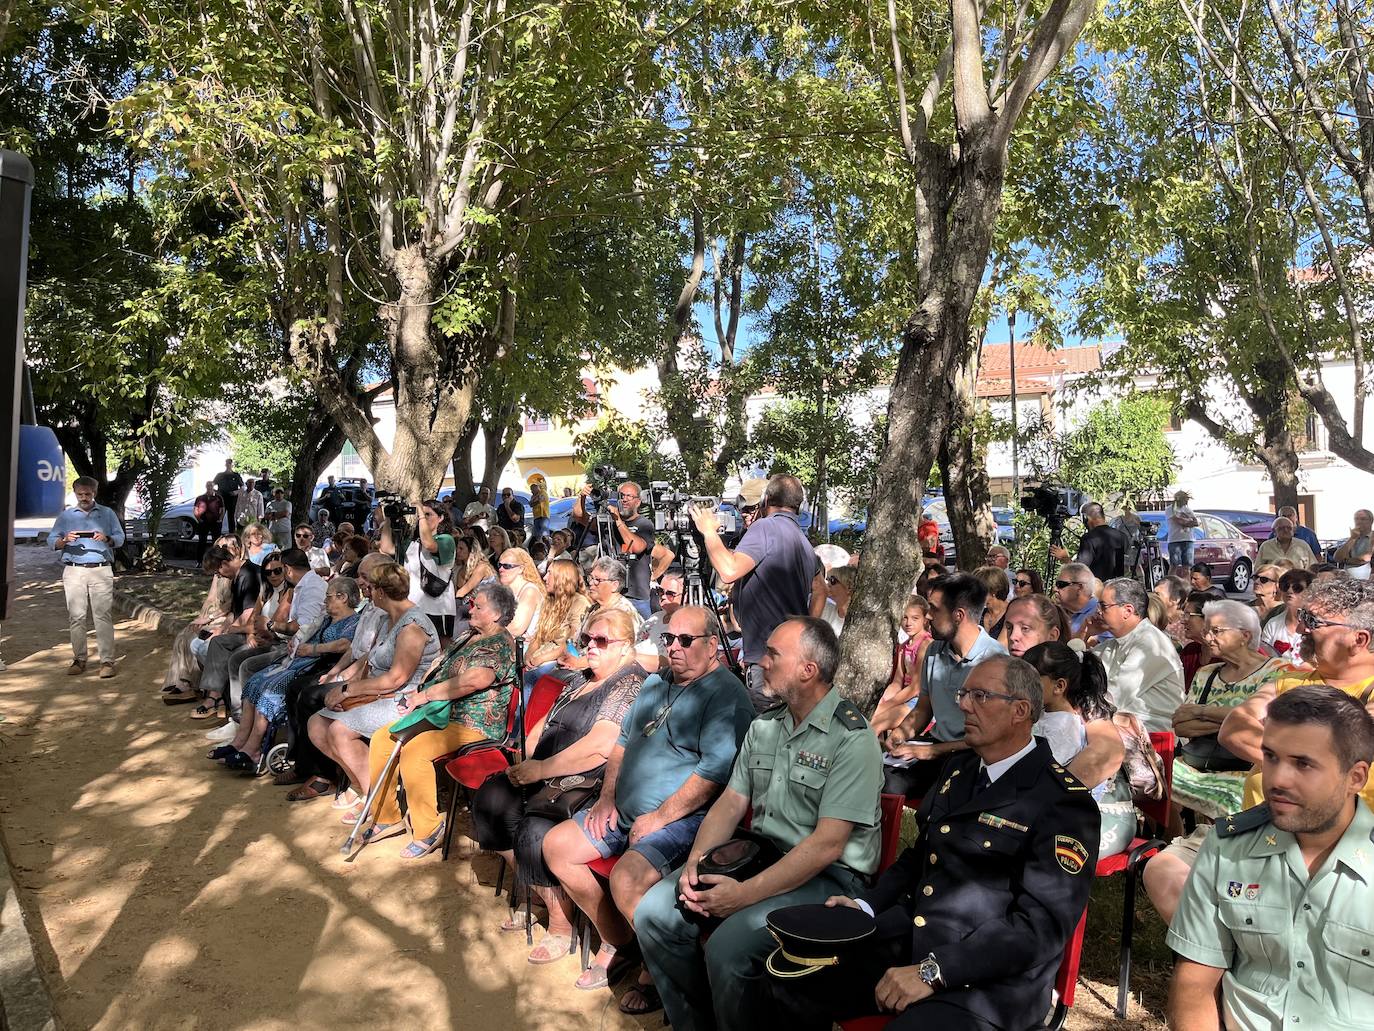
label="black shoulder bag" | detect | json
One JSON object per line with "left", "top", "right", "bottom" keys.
{"left": 1179, "top": 668, "right": 1254, "bottom": 773}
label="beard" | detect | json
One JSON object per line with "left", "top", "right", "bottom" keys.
{"left": 1269, "top": 789, "right": 1350, "bottom": 835}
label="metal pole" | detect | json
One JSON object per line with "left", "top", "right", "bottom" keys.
{"left": 0, "top": 150, "right": 35, "bottom": 624}
{"left": 1009, "top": 310, "right": 1020, "bottom": 506}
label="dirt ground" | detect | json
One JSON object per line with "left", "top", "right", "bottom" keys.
{"left": 0, "top": 546, "right": 1166, "bottom": 1030}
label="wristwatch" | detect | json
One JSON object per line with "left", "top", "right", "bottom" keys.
{"left": 918, "top": 953, "right": 943, "bottom": 989}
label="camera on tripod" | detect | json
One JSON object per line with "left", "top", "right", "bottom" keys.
{"left": 585, "top": 464, "right": 627, "bottom": 512}
{"left": 647, "top": 483, "right": 737, "bottom": 536}
{"left": 373, "top": 491, "right": 415, "bottom": 524}
{"left": 1020, "top": 483, "right": 1073, "bottom": 529}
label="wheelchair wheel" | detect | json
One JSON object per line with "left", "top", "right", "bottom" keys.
{"left": 266, "top": 741, "right": 291, "bottom": 776}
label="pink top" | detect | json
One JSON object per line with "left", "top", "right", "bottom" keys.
{"left": 898, "top": 632, "right": 932, "bottom": 689}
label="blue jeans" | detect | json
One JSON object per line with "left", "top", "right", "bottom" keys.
{"left": 574, "top": 809, "right": 705, "bottom": 874}
{"left": 1168, "top": 540, "right": 1194, "bottom": 569}
{"left": 532, "top": 516, "right": 549, "bottom": 539}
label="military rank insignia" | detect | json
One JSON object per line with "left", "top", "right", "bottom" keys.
{"left": 795, "top": 750, "right": 831, "bottom": 772}
{"left": 978, "top": 813, "right": 1029, "bottom": 833}
{"left": 1054, "top": 835, "right": 1088, "bottom": 875}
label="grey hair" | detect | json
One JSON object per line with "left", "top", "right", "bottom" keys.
{"left": 1272, "top": 516, "right": 1294, "bottom": 531}
{"left": 472, "top": 581, "right": 518, "bottom": 626}
{"left": 1203, "top": 599, "right": 1262, "bottom": 645}
{"left": 591, "top": 556, "right": 627, "bottom": 592}
{"left": 1306, "top": 578, "right": 1374, "bottom": 646}
{"left": 1059, "top": 562, "right": 1094, "bottom": 588}
{"left": 1105, "top": 577, "right": 1149, "bottom": 619}
{"left": 981, "top": 654, "right": 1045, "bottom": 723}
{"left": 794, "top": 615, "right": 841, "bottom": 684}
{"left": 327, "top": 576, "right": 361, "bottom": 608}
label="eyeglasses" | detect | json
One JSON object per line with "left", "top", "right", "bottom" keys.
{"left": 1254, "top": 575, "right": 1278, "bottom": 585}
{"left": 578, "top": 633, "right": 626, "bottom": 650}
{"left": 497, "top": 562, "right": 521, "bottom": 571}
{"left": 294, "top": 532, "right": 312, "bottom": 539}
{"left": 1203, "top": 626, "right": 1240, "bottom": 638}
{"left": 955, "top": 687, "right": 1021, "bottom": 706}
{"left": 588, "top": 576, "right": 617, "bottom": 586}
{"left": 660, "top": 632, "right": 708, "bottom": 648}
{"left": 1055, "top": 580, "right": 1086, "bottom": 590}
{"left": 1297, "top": 608, "right": 1358, "bottom": 632}
{"left": 1014, "top": 579, "right": 1033, "bottom": 588}
{"left": 617, "top": 491, "right": 638, "bottom": 500}
{"left": 660, "top": 589, "right": 683, "bottom": 600}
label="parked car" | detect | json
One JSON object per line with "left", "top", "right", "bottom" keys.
{"left": 312, "top": 478, "right": 374, "bottom": 525}
{"left": 1200, "top": 509, "right": 1277, "bottom": 543}
{"left": 1138, "top": 509, "right": 1258, "bottom": 591}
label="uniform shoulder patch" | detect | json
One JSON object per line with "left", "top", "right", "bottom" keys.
{"left": 1215, "top": 804, "right": 1272, "bottom": 838}
{"left": 759, "top": 700, "right": 789, "bottom": 719}
{"left": 832, "top": 699, "right": 869, "bottom": 730}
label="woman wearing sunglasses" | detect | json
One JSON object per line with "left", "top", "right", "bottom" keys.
{"left": 1249, "top": 563, "right": 1288, "bottom": 622}
{"left": 1260, "top": 568, "right": 1315, "bottom": 659}
{"left": 469, "top": 608, "right": 647, "bottom": 963}
{"left": 1011, "top": 568, "right": 1043, "bottom": 598}
{"left": 496, "top": 547, "right": 546, "bottom": 641}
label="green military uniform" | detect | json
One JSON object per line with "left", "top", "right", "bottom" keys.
{"left": 1168, "top": 801, "right": 1374, "bottom": 1030}
{"left": 637, "top": 688, "right": 884, "bottom": 1031}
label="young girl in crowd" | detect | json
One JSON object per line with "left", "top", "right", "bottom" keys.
{"left": 870, "top": 596, "right": 932, "bottom": 735}
{"left": 1023, "top": 642, "right": 1136, "bottom": 857}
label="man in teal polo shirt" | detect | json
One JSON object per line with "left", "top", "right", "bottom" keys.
{"left": 636, "top": 615, "right": 883, "bottom": 1031}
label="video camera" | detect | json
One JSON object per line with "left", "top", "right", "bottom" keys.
{"left": 585, "top": 464, "right": 627, "bottom": 512}
{"left": 647, "top": 482, "right": 737, "bottom": 536}
{"left": 1020, "top": 483, "right": 1072, "bottom": 528}
{"left": 373, "top": 491, "right": 415, "bottom": 524}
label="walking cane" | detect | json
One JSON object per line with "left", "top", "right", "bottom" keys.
{"left": 340, "top": 735, "right": 405, "bottom": 861}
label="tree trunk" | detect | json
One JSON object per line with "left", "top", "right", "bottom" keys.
{"left": 836, "top": 146, "right": 1006, "bottom": 713}
{"left": 450, "top": 415, "right": 482, "bottom": 506}
{"left": 940, "top": 360, "right": 996, "bottom": 569}
{"left": 288, "top": 398, "right": 347, "bottom": 523}
{"left": 481, "top": 406, "right": 522, "bottom": 494}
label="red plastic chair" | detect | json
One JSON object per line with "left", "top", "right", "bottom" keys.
{"left": 876, "top": 793, "right": 905, "bottom": 875}
{"left": 839, "top": 907, "right": 1087, "bottom": 1031}
{"left": 439, "top": 674, "right": 565, "bottom": 863}
{"left": 1093, "top": 729, "right": 1175, "bottom": 1019}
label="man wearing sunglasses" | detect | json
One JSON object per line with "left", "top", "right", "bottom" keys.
{"left": 1145, "top": 577, "right": 1374, "bottom": 923}
{"left": 638, "top": 572, "right": 686, "bottom": 672}
{"left": 1053, "top": 563, "right": 1099, "bottom": 639}
{"left": 544, "top": 606, "right": 754, "bottom": 1004}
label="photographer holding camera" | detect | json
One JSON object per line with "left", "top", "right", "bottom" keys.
{"left": 572, "top": 478, "right": 657, "bottom": 618}
{"left": 1050, "top": 502, "right": 1127, "bottom": 582}
{"left": 690, "top": 475, "right": 826, "bottom": 713}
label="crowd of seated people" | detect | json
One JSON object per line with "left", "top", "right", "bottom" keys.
{"left": 157, "top": 488, "right": 1374, "bottom": 1027}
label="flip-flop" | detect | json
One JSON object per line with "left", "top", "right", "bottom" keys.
{"left": 285, "top": 778, "right": 333, "bottom": 801}
{"left": 618, "top": 981, "right": 664, "bottom": 1016}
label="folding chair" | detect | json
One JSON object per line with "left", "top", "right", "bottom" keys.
{"left": 439, "top": 672, "right": 564, "bottom": 863}
{"left": 1092, "top": 729, "right": 1175, "bottom": 1018}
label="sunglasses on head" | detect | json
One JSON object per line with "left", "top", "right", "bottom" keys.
{"left": 578, "top": 633, "right": 625, "bottom": 650}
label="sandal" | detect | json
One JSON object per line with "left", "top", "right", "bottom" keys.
{"left": 618, "top": 981, "right": 664, "bottom": 1016}
{"left": 163, "top": 690, "right": 199, "bottom": 705}
{"left": 272, "top": 767, "right": 305, "bottom": 787}
{"left": 361, "top": 821, "right": 406, "bottom": 845}
{"left": 224, "top": 751, "right": 260, "bottom": 774}
{"left": 286, "top": 778, "right": 333, "bottom": 801}
{"left": 527, "top": 934, "right": 574, "bottom": 965}
{"left": 340, "top": 802, "right": 366, "bottom": 826}
{"left": 575, "top": 963, "right": 610, "bottom": 991}
{"left": 500, "top": 904, "right": 545, "bottom": 932}
{"left": 190, "top": 697, "right": 224, "bottom": 721}
{"left": 399, "top": 822, "right": 446, "bottom": 859}
{"left": 331, "top": 789, "right": 362, "bottom": 811}
{"left": 207, "top": 745, "right": 238, "bottom": 763}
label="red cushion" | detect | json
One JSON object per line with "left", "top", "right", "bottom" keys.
{"left": 1094, "top": 838, "right": 1160, "bottom": 876}
{"left": 445, "top": 747, "right": 509, "bottom": 790}
{"left": 839, "top": 1018, "right": 890, "bottom": 1030}
{"left": 588, "top": 855, "right": 619, "bottom": 878}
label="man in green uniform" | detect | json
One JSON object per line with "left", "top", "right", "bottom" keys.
{"left": 1167, "top": 685, "right": 1374, "bottom": 1030}
{"left": 636, "top": 615, "right": 884, "bottom": 1031}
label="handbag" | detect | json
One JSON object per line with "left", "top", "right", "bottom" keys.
{"left": 523, "top": 773, "right": 603, "bottom": 821}
{"left": 1179, "top": 669, "right": 1253, "bottom": 773}
{"left": 1113, "top": 711, "right": 1167, "bottom": 801}
{"left": 417, "top": 544, "right": 452, "bottom": 599}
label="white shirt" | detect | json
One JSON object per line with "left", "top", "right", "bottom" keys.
{"left": 288, "top": 570, "right": 328, "bottom": 633}
{"left": 463, "top": 502, "right": 497, "bottom": 529}
{"left": 1165, "top": 503, "right": 1196, "bottom": 544}
{"left": 305, "top": 546, "right": 330, "bottom": 574}
{"left": 1092, "top": 618, "right": 1186, "bottom": 732}
{"left": 239, "top": 488, "right": 265, "bottom": 521}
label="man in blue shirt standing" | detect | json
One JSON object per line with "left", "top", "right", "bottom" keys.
{"left": 47, "top": 477, "right": 125, "bottom": 677}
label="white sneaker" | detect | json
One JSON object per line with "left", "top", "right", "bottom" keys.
{"left": 203, "top": 721, "right": 237, "bottom": 743}
{"left": 0, "top": 658, "right": 7, "bottom": 672}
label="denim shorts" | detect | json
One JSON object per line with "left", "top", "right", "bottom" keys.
{"left": 574, "top": 809, "right": 705, "bottom": 874}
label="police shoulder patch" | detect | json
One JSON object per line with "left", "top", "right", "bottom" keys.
{"left": 1215, "top": 804, "right": 1272, "bottom": 839}
{"left": 1054, "top": 835, "right": 1089, "bottom": 875}
{"left": 833, "top": 699, "right": 868, "bottom": 730}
